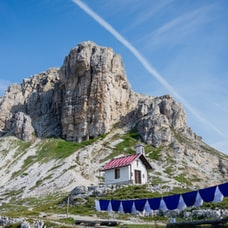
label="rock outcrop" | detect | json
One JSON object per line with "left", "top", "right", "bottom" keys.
{"left": 58, "top": 41, "right": 138, "bottom": 141}
{"left": 0, "top": 41, "right": 190, "bottom": 147}
{"left": 0, "top": 68, "right": 60, "bottom": 140}
{"left": 11, "top": 112, "right": 35, "bottom": 141}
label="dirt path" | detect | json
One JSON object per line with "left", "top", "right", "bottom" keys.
{"left": 40, "top": 212, "right": 166, "bottom": 226}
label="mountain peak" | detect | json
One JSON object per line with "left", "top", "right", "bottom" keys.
{"left": 0, "top": 42, "right": 186, "bottom": 145}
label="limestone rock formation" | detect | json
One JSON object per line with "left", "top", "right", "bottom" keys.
{"left": 10, "top": 112, "right": 35, "bottom": 141}
{"left": 58, "top": 41, "right": 137, "bottom": 142}
{"left": 0, "top": 41, "right": 190, "bottom": 148}
{"left": 125, "top": 94, "right": 188, "bottom": 147}
{"left": 0, "top": 68, "right": 61, "bottom": 138}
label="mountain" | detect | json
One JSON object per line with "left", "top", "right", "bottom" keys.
{"left": 0, "top": 41, "right": 227, "bottom": 201}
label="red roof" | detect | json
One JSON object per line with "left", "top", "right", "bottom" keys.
{"left": 103, "top": 153, "right": 152, "bottom": 170}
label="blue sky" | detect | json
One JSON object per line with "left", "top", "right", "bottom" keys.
{"left": 0, "top": 0, "right": 228, "bottom": 154}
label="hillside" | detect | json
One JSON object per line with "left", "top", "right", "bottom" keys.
{"left": 0, "top": 41, "right": 227, "bottom": 202}
{"left": 0, "top": 129, "right": 227, "bottom": 202}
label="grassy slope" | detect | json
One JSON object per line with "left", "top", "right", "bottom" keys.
{"left": 0, "top": 129, "right": 228, "bottom": 227}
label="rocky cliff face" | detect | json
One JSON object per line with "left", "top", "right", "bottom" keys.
{"left": 0, "top": 68, "right": 60, "bottom": 140}
{"left": 0, "top": 41, "right": 189, "bottom": 147}
{"left": 58, "top": 42, "right": 138, "bottom": 142}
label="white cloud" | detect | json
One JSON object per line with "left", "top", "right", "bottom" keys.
{"left": 140, "top": 3, "right": 216, "bottom": 49}
{"left": 127, "top": 0, "right": 174, "bottom": 30}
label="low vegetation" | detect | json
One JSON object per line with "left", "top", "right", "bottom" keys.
{"left": 1, "top": 185, "right": 227, "bottom": 227}
{"left": 101, "top": 129, "right": 140, "bottom": 162}
{"left": 36, "top": 137, "right": 100, "bottom": 163}
{"left": 10, "top": 136, "right": 107, "bottom": 179}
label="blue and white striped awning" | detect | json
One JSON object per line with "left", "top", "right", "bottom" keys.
{"left": 95, "top": 182, "right": 228, "bottom": 213}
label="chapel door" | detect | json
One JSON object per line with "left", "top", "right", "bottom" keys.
{"left": 134, "top": 170, "right": 141, "bottom": 184}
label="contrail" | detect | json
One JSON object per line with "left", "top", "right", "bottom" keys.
{"left": 72, "top": 0, "right": 225, "bottom": 137}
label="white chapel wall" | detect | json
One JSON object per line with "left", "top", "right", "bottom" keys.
{"left": 131, "top": 159, "right": 148, "bottom": 184}
{"left": 104, "top": 166, "right": 131, "bottom": 185}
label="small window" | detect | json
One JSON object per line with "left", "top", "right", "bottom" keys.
{"left": 114, "top": 168, "right": 120, "bottom": 179}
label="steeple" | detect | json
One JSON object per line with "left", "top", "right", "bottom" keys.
{"left": 135, "top": 143, "right": 144, "bottom": 155}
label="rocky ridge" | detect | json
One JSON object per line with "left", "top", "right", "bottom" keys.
{"left": 0, "top": 41, "right": 227, "bottom": 200}
{"left": 0, "top": 41, "right": 187, "bottom": 146}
